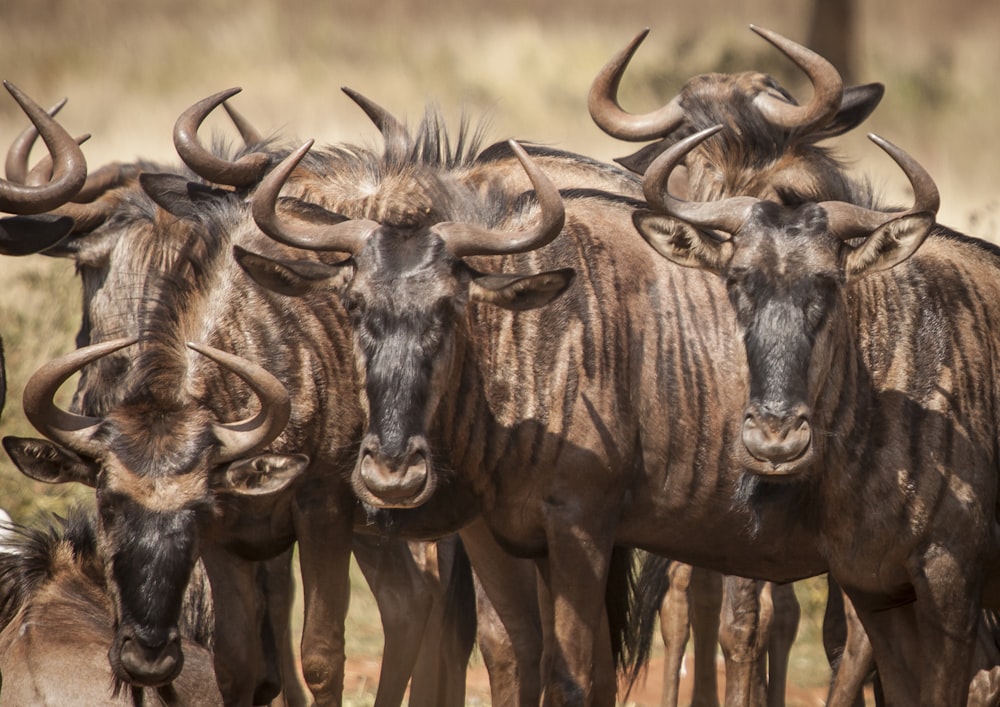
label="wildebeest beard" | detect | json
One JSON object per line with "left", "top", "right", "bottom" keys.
{"left": 732, "top": 468, "right": 821, "bottom": 539}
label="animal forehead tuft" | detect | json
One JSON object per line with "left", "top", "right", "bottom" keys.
{"left": 103, "top": 405, "right": 216, "bottom": 480}
{"left": 103, "top": 457, "right": 210, "bottom": 513}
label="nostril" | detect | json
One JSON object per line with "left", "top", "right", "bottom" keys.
{"left": 361, "top": 435, "right": 380, "bottom": 456}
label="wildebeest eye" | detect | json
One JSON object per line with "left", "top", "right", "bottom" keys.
{"left": 98, "top": 498, "right": 120, "bottom": 528}
{"left": 342, "top": 289, "right": 364, "bottom": 314}
{"left": 803, "top": 274, "right": 841, "bottom": 332}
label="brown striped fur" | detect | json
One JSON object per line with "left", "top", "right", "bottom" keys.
{"left": 247, "top": 135, "right": 836, "bottom": 705}
{"left": 635, "top": 189, "right": 1000, "bottom": 705}
{"left": 7, "top": 129, "right": 483, "bottom": 706}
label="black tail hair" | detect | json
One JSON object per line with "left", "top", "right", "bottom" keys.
{"left": 620, "top": 551, "right": 673, "bottom": 695}
{"left": 606, "top": 546, "right": 641, "bottom": 682}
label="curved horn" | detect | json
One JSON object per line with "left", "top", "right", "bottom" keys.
{"left": 341, "top": 87, "right": 411, "bottom": 159}
{"left": 186, "top": 342, "right": 290, "bottom": 464}
{"left": 47, "top": 162, "right": 144, "bottom": 233}
{"left": 435, "top": 140, "right": 565, "bottom": 257}
{"left": 588, "top": 29, "right": 686, "bottom": 142}
{"left": 23, "top": 133, "right": 89, "bottom": 187}
{"left": 749, "top": 25, "right": 844, "bottom": 133}
{"left": 173, "top": 88, "right": 270, "bottom": 188}
{"left": 5, "top": 97, "right": 66, "bottom": 182}
{"left": 644, "top": 125, "right": 758, "bottom": 234}
{"left": 252, "top": 140, "right": 377, "bottom": 253}
{"left": 820, "top": 134, "right": 940, "bottom": 240}
{"left": 23, "top": 337, "right": 137, "bottom": 457}
{"left": 0, "top": 82, "right": 87, "bottom": 214}
{"left": 222, "top": 100, "right": 264, "bottom": 146}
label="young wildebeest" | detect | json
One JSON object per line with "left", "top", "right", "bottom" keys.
{"left": 589, "top": 25, "right": 894, "bottom": 706}
{"left": 633, "top": 124, "right": 1000, "bottom": 706}
{"left": 0, "top": 507, "right": 223, "bottom": 706}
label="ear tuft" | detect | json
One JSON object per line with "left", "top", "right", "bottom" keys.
{"left": 633, "top": 210, "right": 732, "bottom": 273}
{"left": 843, "top": 212, "right": 934, "bottom": 278}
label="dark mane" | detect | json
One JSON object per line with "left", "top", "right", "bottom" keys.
{"left": 309, "top": 104, "right": 489, "bottom": 177}
{"left": 0, "top": 507, "right": 100, "bottom": 631}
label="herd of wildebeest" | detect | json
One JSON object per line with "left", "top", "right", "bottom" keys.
{"left": 0, "top": 21, "right": 998, "bottom": 707}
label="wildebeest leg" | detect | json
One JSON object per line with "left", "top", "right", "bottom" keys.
{"left": 688, "top": 566, "right": 723, "bottom": 707}
{"left": 766, "top": 582, "right": 800, "bottom": 707}
{"left": 906, "top": 553, "right": 982, "bottom": 707}
{"left": 658, "top": 561, "right": 692, "bottom": 707}
{"left": 407, "top": 535, "right": 475, "bottom": 707}
{"left": 535, "top": 559, "right": 616, "bottom": 706}
{"left": 199, "top": 545, "right": 264, "bottom": 706}
{"left": 854, "top": 577, "right": 982, "bottom": 707}
{"left": 718, "top": 575, "right": 768, "bottom": 707}
{"left": 353, "top": 534, "right": 432, "bottom": 707}
{"left": 969, "top": 667, "right": 1000, "bottom": 707}
{"left": 460, "top": 519, "right": 543, "bottom": 705}
{"left": 538, "top": 506, "right": 618, "bottom": 706}
{"left": 849, "top": 600, "right": 920, "bottom": 705}
{"left": 969, "top": 612, "right": 1000, "bottom": 707}
{"left": 295, "top": 499, "right": 354, "bottom": 707}
{"left": 824, "top": 578, "right": 872, "bottom": 707}
{"left": 262, "top": 550, "right": 310, "bottom": 707}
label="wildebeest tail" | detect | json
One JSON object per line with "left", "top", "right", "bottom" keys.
{"left": 620, "top": 550, "right": 672, "bottom": 694}
{"left": 446, "top": 534, "right": 478, "bottom": 657}
{"left": 606, "top": 546, "right": 640, "bottom": 681}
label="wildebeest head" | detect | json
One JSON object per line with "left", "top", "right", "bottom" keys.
{"left": 239, "top": 97, "right": 571, "bottom": 509}
{"left": 589, "top": 25, "right": 884, "bottom": 204}
{"left": 633, "top": 126, "right": 938, "bottom": 477}
{"left": 3, "top": 338, "right": 302, "bottom": 687}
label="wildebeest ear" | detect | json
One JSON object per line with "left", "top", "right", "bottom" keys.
{"left": 469, "top": 268, "right": 575, "bottom": 311}
{"left": 841, "top": 212, "right": 935, "bottom": 278}
{"left": 0, "top": 214, "right": 75, "bottom": 256}
{"left": 139, "top": 173, "right": 230, "bottom": 220}
{"left": 806, "top": 83, "right": 885, "bottom": 143}
{"left": 633, "top": 210, "right": 732, "bottom": 273}
{"left": 233, "top": 245, "right": 352, "bottom": 297}
{"left": 216, "top": 453, "right": 309, "bottom": 497}
{"left": 2, "top": 436, "right": 98, "bottom": 487}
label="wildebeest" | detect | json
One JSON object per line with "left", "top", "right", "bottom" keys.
{"left": 0, "top": 507, "right": 223, "bottom": 706}
{"left": 0, "top": 95, "right": 311, "bottom": 704}
{"left": 632, "top": 123, "right": 1000, "bottom": 705}
{"left": 588, "top": 25, "right": 894, "bottom": 705}
{"left": 3, "top": 90, "right": 481, "bottom": 707}
{"left": 233, "top": 91, "right": 854, "bottom": 704}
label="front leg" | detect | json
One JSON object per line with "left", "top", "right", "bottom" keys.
{"left": 766, "top": 581, "right": 800, "bottom": 707}
{"left": 848, "top": 563, "right": 981, "bottom": 707}
{"left": 353, "top": 534, "right": 433, "bottom": 707}
{"left": 199, "top": 545, "right": 266, "bottom": 706}
{"left": 294, "top": 487, "right": 355, "bottom": 707}
{"left": 460, "top": 518, "right": 544, "bottom": 706}
{"left": 539, "top": 501, "right": 619, "bottom": 707}
{"left": 718, "top": 576, "right": 768, "bottom": 707}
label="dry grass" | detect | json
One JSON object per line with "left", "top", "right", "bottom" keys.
{"left": 0, "top": 1, "right": 997, "bottom": 703}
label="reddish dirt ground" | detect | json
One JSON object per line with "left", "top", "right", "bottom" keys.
{"left": 342, "top": 654, "right": 863, "bottom": 706}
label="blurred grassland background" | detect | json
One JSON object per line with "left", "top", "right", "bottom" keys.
{"left": 0, "top": 1, "right": 997, "bottom": 703}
